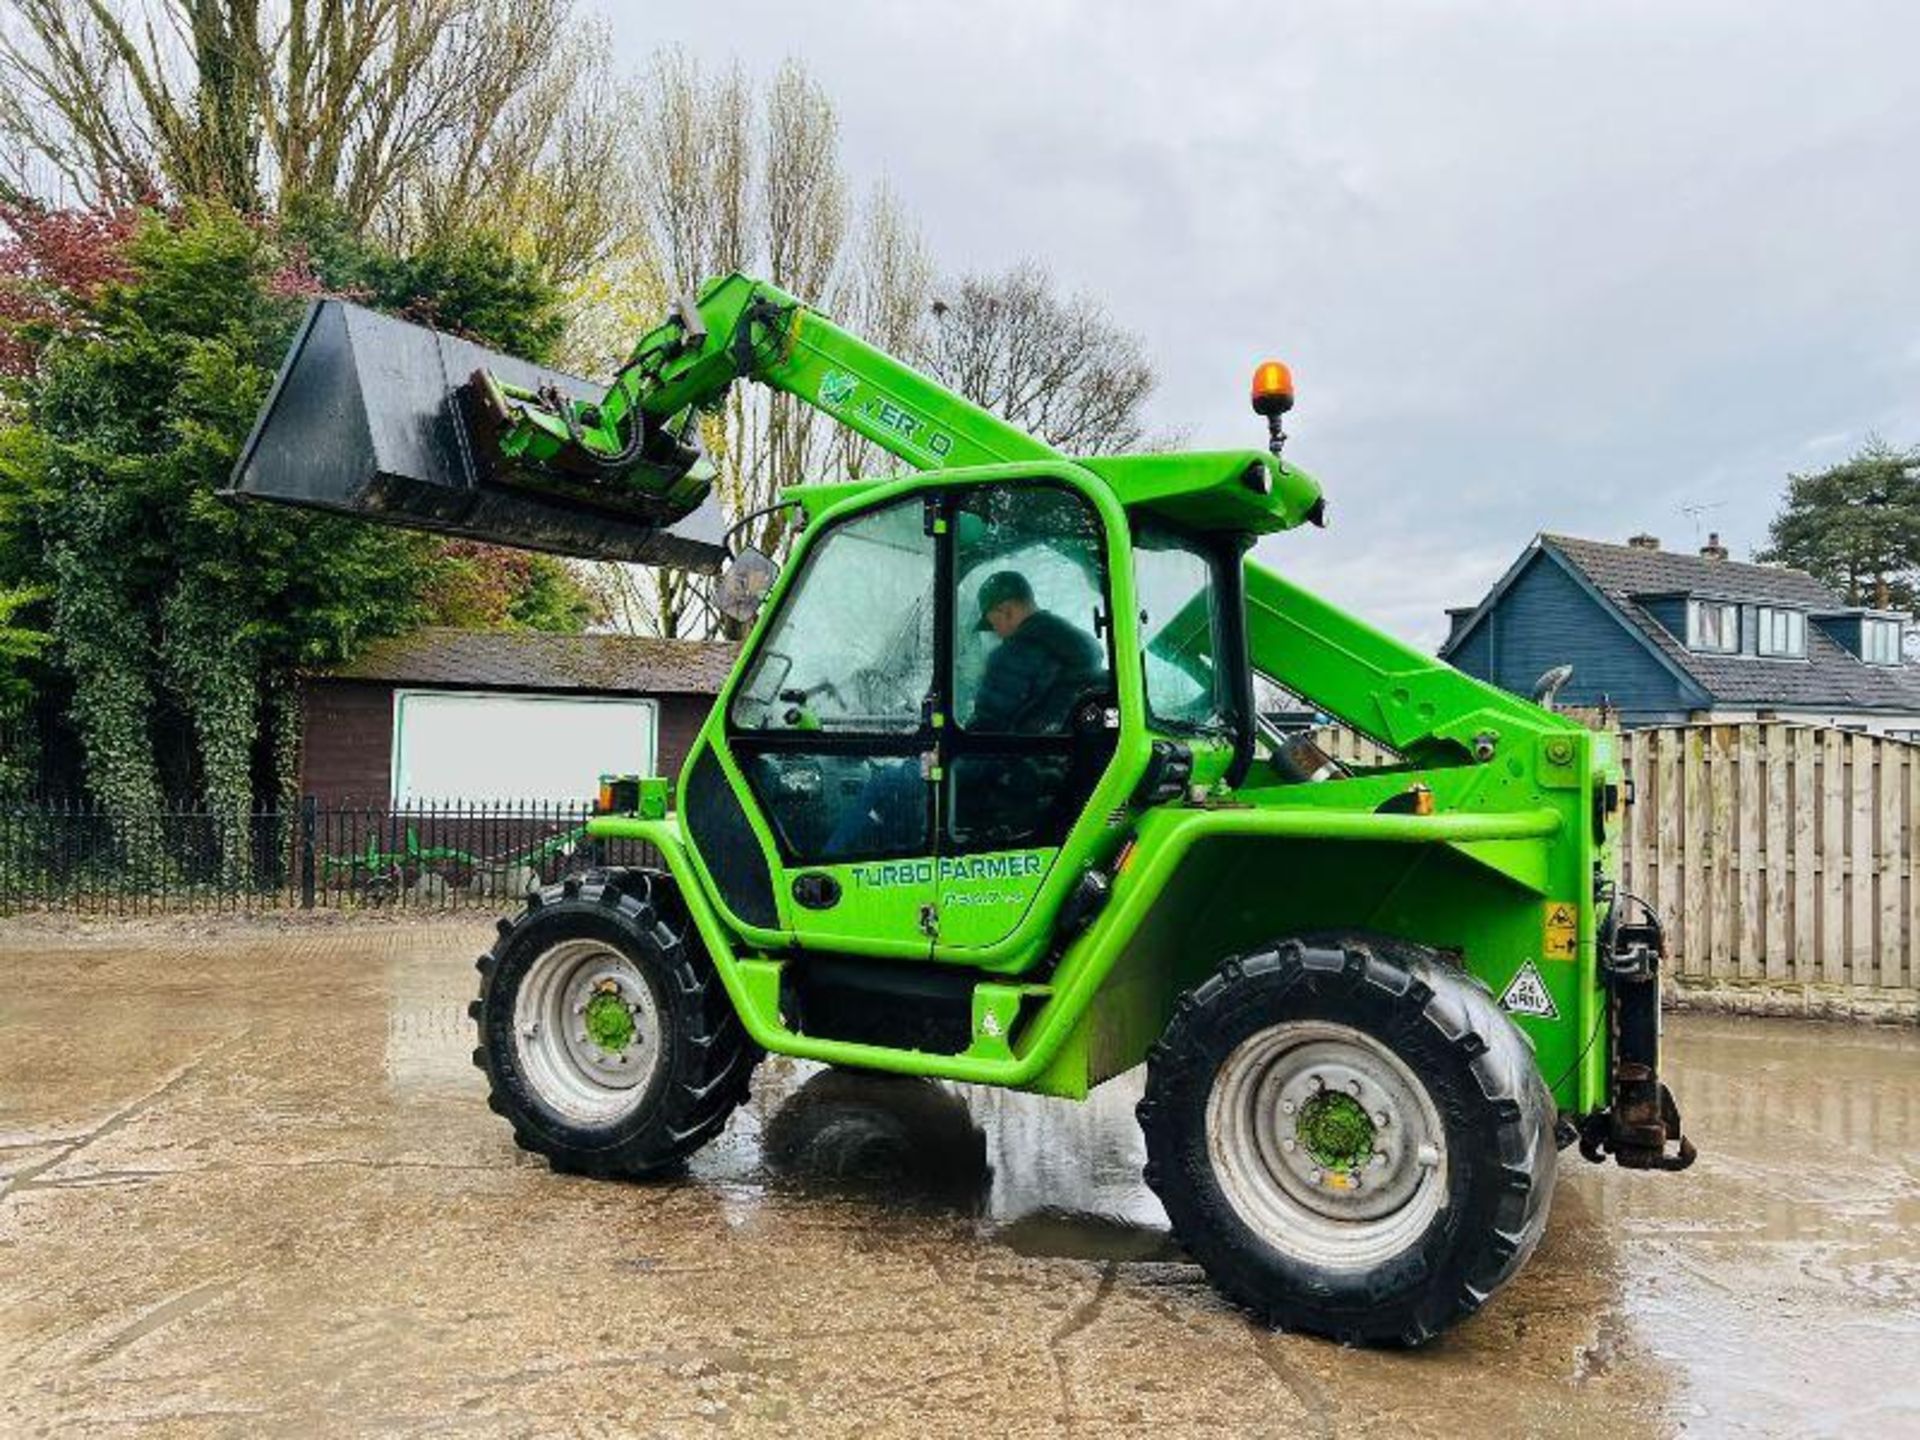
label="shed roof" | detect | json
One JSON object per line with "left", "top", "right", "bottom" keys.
{"left": 319, "top": 628, "right": 736, "bottom": 695}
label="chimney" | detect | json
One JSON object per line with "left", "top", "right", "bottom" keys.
{"left": 1627, "top": 533, "right": 1660, "bottom": 551}
{"left": 1699, "top": 532, "right": 1728, "bottom": 561}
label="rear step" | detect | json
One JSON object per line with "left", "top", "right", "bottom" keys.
{"left": 226, "top": 298, "right": 728, "bottom": 571}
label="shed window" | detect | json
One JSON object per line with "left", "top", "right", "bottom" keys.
{"left": 1686, "top": 599, "right": 1740, "bottom": 654}
{"left": 1862, "top": 618, "right": 1903, "bottom": 666}
{"left": 391, "top": 690, "right": 657, "bottom": 804}
{"left": 1755, "top": 607, "right": 1805, "bottom": 658}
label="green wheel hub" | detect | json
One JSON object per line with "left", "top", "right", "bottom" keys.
{"left": 511, "top": 939, "right": 663, "bottom": 1126}
{"left": 1296, "top": 1090, "right": 1376, "bottom": 1170}
{"left": 584, "top": 988, "right": 637, "bottom": 1053}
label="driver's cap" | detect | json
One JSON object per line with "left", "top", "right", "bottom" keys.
{"left": 975, "top": 570, "right": 1034, "bottom": 630}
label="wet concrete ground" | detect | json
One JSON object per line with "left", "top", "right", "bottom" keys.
{"left": 1, "top": 920, "right": 1915, "bottom": 1438}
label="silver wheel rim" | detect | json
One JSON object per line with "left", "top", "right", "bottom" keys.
{"left": 511, "top": 938, "right": 664, "bottom": 1126}
{"left": 1206, "top": 1019, "right": 1448, "bottom": 1271}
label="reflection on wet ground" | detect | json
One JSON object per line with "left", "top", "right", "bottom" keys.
{"left": 2, "top": 919, "right": 1916, "bottom": 1436}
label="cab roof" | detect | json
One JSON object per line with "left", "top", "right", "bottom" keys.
{"left": 786, "top": 449, "right": 1323, "bottom": 535}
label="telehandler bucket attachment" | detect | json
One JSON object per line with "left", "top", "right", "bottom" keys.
{"left": 228, "top": 299, "right": 728, "bottom": 571}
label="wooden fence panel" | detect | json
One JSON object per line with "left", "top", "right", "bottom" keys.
{"left": 1880, "top": 743, "right": 1905, "bottom": 990}
{"left": 1708, "top": 729, "right": 1733, "bottom": 978}
{"left": 1737, "top": 726, "right": 1762, "bottom": 978}
{"left": 1765, "top": 726, "right": 1790, "bottom": 980}
{"left": 1620, "top": 721, "right": 1919, "bottom": 994}
{"left": 1851, "top": 732, "right": 1875, "bottom": 988}
{"left": 1659, "top": 729, "right": 1684, "bottom": 948}
{"left": 1821, "top": 729, "right": 1847, "bottom": 986}
{"left": 1683, "top": 730, "right": 1707, "bottom": 974}
{"left": 1792, "top": 728, "right": 1817, "bottom": 981}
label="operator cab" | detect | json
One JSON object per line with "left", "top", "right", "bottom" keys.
{"left": 709, "top": 476, "right": 1121, "bottom": 957}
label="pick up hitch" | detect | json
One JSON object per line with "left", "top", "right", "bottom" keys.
{"left": 1578, "top": 891, "right": 1697, "bottom": 1172}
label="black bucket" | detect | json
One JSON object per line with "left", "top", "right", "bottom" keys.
{"left": 228, "top": 299, "right": 727, "bottom": 572}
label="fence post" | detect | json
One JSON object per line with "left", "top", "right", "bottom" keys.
{"left": 300, "top": 794, "right": 317, "bottom": 910}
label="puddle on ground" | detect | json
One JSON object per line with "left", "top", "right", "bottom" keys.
{"left": 686, "top": 1059, "right": 1175, "bottom": 1263}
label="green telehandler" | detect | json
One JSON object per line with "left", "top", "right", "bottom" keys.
{"left": 233, "top": 271, "right": 1694, "bottom": 1345}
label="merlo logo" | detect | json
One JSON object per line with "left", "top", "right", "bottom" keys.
{"left": 819, "top": 369, "right": 859, "bottom": 407}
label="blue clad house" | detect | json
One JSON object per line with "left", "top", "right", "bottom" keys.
{"left": 1441, "top": 532, "right": 1920, "bottom": 734}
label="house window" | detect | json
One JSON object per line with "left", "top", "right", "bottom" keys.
{"left": 1755, "top": 607, "right": 1805, "bottom": 658}
{"left": 1861, "top": 618, "right": 1903, "bottom": 666}
{"left": 1686, "top": 599, "right": 1740, "bottom": 654}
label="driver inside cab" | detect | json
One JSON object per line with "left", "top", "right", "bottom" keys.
{"left": 968, "top": 570, "right": 1103, "bottom": 732}
{"left": 823, "top": 570, "right": 1101, "bottom": 858}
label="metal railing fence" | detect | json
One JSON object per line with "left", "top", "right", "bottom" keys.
{"left": 0, "top": 797, "right": 659, "bottom": 915}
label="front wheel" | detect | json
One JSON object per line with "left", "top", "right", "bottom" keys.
{"left": 1139, "top": 937, "right": 1556, "bottom": 1346}
{"left": 471, "top": 869, "right": 760, "bottom": 1177}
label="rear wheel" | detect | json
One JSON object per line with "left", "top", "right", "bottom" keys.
{"left": 1139, "top": 937, "right": 1555, "bottom": 1346}
{"left": 471, "top": 869, "right": 760, "bottom": 1177}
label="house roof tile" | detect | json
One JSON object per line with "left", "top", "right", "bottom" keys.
{"left": 1539, "top": 535, "right": 1920, "bottom": 713}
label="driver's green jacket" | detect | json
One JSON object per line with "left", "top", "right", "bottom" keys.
{"left": 970, "top": 610, "right": 1104, "bottom": 733}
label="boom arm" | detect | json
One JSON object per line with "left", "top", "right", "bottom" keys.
{"left": 477, "top": 273, "right": 1060, "bottom": 496}
{"left": 1243, "top": 558, "right": 1579, "bottom": 764}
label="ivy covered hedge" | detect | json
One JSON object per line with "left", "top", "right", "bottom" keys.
{"left": 0, "top": 201, "right": 605, "bottom": 871}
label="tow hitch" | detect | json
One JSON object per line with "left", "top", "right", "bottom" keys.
{"left": 1578, "top": 892, "right": 1697, "bottom": 1171}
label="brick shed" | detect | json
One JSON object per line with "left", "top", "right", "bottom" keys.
{"left": 300, "top": 628, "right": 735, "bottom": 806}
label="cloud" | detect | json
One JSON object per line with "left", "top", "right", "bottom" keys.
{"left": 600, "top": 0, "right": 1920, "bottom": 647}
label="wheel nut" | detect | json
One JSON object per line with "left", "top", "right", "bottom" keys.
{"left": 1375, "top": 1111, "right": 1390, "bottom": 1127}
{"left": 1416, "top": 1143, "right": 1441, "bottom": 1169}
{"left": 1281, "top": 1099, "right": 1296, "bottom": 1115}
{"left": 1348, "top": 1079, "right": 1362, "bottom": 1096}
{"left": 1282, "top": 1137, "right": 1296, "bottom": 1152}
{"left": 1372, "top": 1151, "right": 1388, "bottom": 1168}
{"left": 1309, "top": 1167, "right": 1323, "bottom": 1183}
{"left": 1309, "top": 1074, "right": 1324, "bottom": 1092}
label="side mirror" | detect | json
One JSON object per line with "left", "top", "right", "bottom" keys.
{"left": 1532, "top": 663, "right": 1574, "bottom": 711}
{"left": 714, "top": 545, "right": 780, "bottom": 627}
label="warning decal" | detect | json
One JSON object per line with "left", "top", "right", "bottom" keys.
{"left": 1542, "top": 900, "right": 1579, "bottom": 961}
{"left": 1500, "top": 961, "right": 1560, "bottom": 1020}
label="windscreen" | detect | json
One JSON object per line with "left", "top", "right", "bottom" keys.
{"left": 1135, "top": 524, "right": 1233, "bottom": 736}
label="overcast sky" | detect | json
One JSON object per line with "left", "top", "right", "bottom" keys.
{"left": 603, "top": 1, "right": 1920, "bottom": 647}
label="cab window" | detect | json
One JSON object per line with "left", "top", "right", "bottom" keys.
{"left": 1135, "top": 523, "right": 1234, "bottom": 736}
{"left": 945, "top": 485, "right": 1115, "bottom": 852}
{"left": 731, "top": 500, "right": 934, "bottom": 735}
{"left": 952, "top": 487, "right": 1109, "bottom": 735}
{"left": 728, "top": 499, "right": 935, "bottom": 864}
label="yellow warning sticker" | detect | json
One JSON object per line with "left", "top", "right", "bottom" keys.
{"left": 1542, "top": 901, "right": 1579, "bottom": 961}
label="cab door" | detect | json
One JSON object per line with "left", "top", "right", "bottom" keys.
{"left": 935, "top": 483, "right": 1118, "bottom": 952}
{"left": 725, "top": 496, "right": 940, "bottom": 954}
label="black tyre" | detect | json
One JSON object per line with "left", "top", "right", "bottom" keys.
{"left": 1138, "top": 936, "right": 1556, "bottom": 1346}
{"left": 471, "top": 868, "right": 760, "bottom": 1178}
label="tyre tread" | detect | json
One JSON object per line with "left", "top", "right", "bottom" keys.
{"left": 1139, "top": 931, "right": 1556, "bottom": 1347}
{"left": 471, "top": 868, "right": 761, "bottom": 1179}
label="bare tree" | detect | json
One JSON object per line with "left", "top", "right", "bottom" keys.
{"left": 0, "top": 0, "right": 625, "bottom": 279}
{"left": 824, "top": 180, "right": 934, "bottom": 482}
{"left": 565, "top": 54, "right": 934, "bottom": 639}
{"left": 926, "top": 262, "right": 1157, "bottom": 455}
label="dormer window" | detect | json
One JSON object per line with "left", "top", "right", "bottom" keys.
{"left": 1755, "top": 606, "right": 1805, "bottom": 658}
{"left": 1686, "top": 599, "right": 1739, "bottom": 653}
{"left": 1862, "top": 617, "right": 1903, "bottom": 666}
